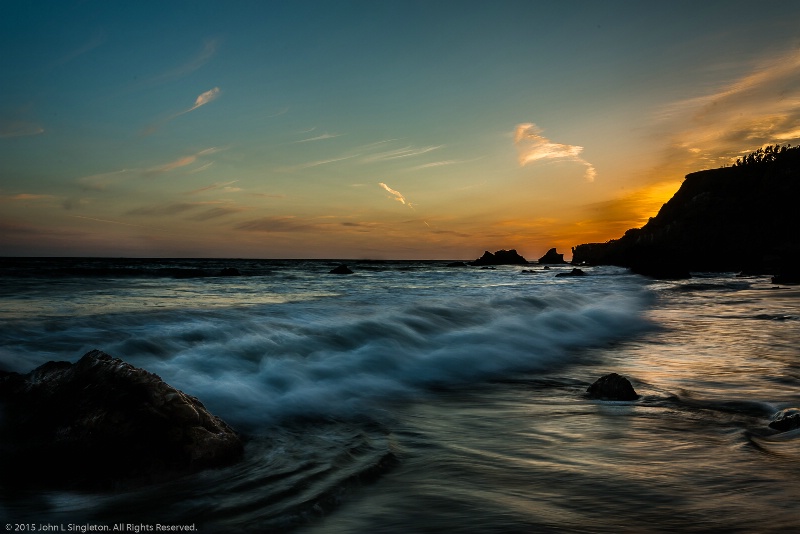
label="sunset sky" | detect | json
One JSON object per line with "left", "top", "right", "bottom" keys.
{"left": 2, "top": 1, "right": 800, "bottom": 259}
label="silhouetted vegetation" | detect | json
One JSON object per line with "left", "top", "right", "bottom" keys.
{"left": 733, "top": 143, "right": 797, "bottom": 166}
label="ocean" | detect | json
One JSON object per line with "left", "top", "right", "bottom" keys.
{"left": 1, "top": 258, "right": 799, "bottom": 533}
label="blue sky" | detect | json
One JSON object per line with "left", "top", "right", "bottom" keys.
{"left": 2, "top": 1, "right": 800, "bottom": 258}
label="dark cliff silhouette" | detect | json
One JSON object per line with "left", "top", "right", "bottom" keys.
{"left": 572, "top": 145, "right": 800, "bottom": 279}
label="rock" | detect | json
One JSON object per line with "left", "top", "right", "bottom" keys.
{"left": 329, "top": 264, "right": 354, "bottom": 274}
{"left": 555, "top": 268, "right": 587, "bottom": 277}
{"left": 470, "top": 249, "right": 528, "bottom": 266}
{"left": 0, "top": 350, "right": 243, "bottom": 489}
{"left": 446, "top": 261, "right": 469, "bottom": 267}
{"left": 768, "top": 408, "right": 800, "bottom": 432}
{"left": 218, "top": 267, "right": 241, "bottom": 276}
{"left": 586, "top": 373, "right": 638, "bottom": 400}
{"left": 538, "top": 248, "right": 567, "bottom": 264}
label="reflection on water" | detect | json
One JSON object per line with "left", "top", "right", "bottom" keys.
{"left": 1, "top": 263, "right": 799, "bottom": 531}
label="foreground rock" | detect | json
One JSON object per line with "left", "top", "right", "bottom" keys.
{"left": 0, "top": 350, "right": 243, "bottom": 489}
{"left": 769, "top": 408, "right": 800, "bottom": 432}
{"left": 470, "top": 249, "right": 528, "bottom": 266}
{"left": 538, "top": 247, "right": 567, "bottom": 264}
{"left": 587, "top": 373, "right": 638, "bottom": 400}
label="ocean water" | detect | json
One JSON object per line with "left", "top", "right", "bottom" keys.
{"left": 1, "top": 258, "right": 799, "bottom": 532}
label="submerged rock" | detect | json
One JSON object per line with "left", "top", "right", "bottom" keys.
{"left": 329, "top": 264, "right": 354, "bottom": 274}
{"left": 0, "top": 350, "right": 243, "bottom": 488}
{"left": 587, "top": 373, "right": 638, "bottom": 401}
{"left": 446, "top": 261, "right": 469, "bottom": 267}
{"left": 218, "top": 267, "right": 241, "bottom": 276}
{"left": 555, "top": 268, "right": 587, "bottom": 277}
{"left": 768, "top": 408, "right": 800, "bottom": 432}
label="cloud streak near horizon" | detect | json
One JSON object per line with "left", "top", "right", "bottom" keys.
{"left": 514, "top": 123, "right": 596, "bottom": 182}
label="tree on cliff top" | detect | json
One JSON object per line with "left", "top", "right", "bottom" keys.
{"left": 734, "top": 143, "right": 797, "bottom": 167}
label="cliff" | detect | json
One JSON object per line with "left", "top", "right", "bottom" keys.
{"left": 572, "top": 148, "right": 800, "bottom": 278}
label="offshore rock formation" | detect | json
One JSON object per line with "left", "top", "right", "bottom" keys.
{"left": 586, "top": 373, "right": 638, "bottom": 401}
{"left": 537, "top": 248, "right": 567, "bottom": 264}
{"left": 0, "top": 350, "right": 243, "bottom": 489}
{"left": 329, "top": 264, "right": 354, "bottom": 274}
{"left": 470, "top": 249, "right": 529, "bottom": 266}
{"left": 572, "top": 147, "right": 800, "bottom": 279}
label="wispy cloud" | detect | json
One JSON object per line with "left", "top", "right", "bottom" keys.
{"left": 147, "top": 38, "right": 219, "bottom": 85}
{"left": 187, "top": 206, "right": 247, "bottom": 221}
{"left": 0, "top": 120, "right": 44, "bottom": 139}
{"left": 187, "top": 180, "right": 238, "bottom": 195}
{"left": 235, "top": 216, "right": 312, "bottom": 233}
{"left": 71, "top": 215, "right": 178, "bottom": 234}
{"left": 653, "top": 48, "right": 800, "bottom": 171}
{"left": 280, "top": 154, "right": 358, "bottom": 171}
{"left": 142, "top": 147, "right": 219, "bottom": 176}
{"left": 379, "top": 182, "right": 414, "bottom": 209}
{"left": 126, "top": 203, "right": 204, "bottom": 216}
{"left": 77, "top": 169, "right": 135, "bottom": 191}
{"left": 0, "top": 193, "right": 53, "bottom": 201}
{"left": 57, "top": 31, "right": 106, "bottom": 66}
{"left": 294, "top": 132, "right": 341, "bottom": 143}
{"left": 142, "top": 87, "right": 222, "bottom": 135}
{"left": 362, "top": 145, "right": 442, "bottom": 163}
{"left": 514, "top": 123, "right": 596, "bottom": 182}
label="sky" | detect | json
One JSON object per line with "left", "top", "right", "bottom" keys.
{"left": 2, "top": 1, "right": 800, "bottom": 260}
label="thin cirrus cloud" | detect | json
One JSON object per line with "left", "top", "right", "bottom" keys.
{"left": 187, "top": 180, "right": 240, "bottom": 195}
{"left": 379, "top": 182, "right": 414, "bottom": 209}
{"left": 142, "top": 87, "right": 222, "bottom": 135}
{"left": 142, "top": 147, "right": 220, "bottom": 177}
{"left": 235, "top": 216, "right": 315, "bottom": 233}
{"left": 362, "top": 145, "right": 442, "bottom": 163}
{"left": 148, "top": 39, "right": 219, "bottom": 85}
{"left": 514, "top": 123, "right": 596, "bottom": 182}
{"left": 293, "top": 132, "right": 341, "bottom": 143}
{"left": 653, "top": 48, "right": 800, "bottom": 170}
{"left": 0, "top": 193, "right": 53, "bottom": 201}
{"left": 0, "top": 120, "right": 45, "bottom": 139}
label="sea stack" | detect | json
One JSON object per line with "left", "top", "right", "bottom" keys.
{"left": 538, "top": 248, "right": 567, "bottom": 264}
{"left": 470, "top": 249, "right": 528, "bottom": 266}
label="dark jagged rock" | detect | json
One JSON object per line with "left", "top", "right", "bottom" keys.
{"left": 218, "top": 267, "right": 241, "bottom": 276}
{"left": 586, "top": 373, "right": 638, "bottom": 400}
{"left": 329, "top": 264, "right": 354, "bottom": 274}
{"left": 538, "top": 247, "right": 567, "bottom": 264}
{"left": 0, "top": 350, "right": 243, "bottom": 489}
{"left": 555, "top": 268, "right": 587, "bottom": 277}
{"left": 768, "top": 408, "right": 800, "bottom": 432}
{"left": 572, "top": 150, "right": 800, "bottom": 278}
{"left": 470, "top": 249, "right": 528, "bottom": 266}
{"left": 446, "top": 261, "right": 469, "bottom": 267}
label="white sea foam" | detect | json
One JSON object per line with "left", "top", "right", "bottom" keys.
{"left": 117, "top": 288, "right": 653, "bottom": 427}
{"left": 0, "top": 262, "right": 653, "bottom": 428}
